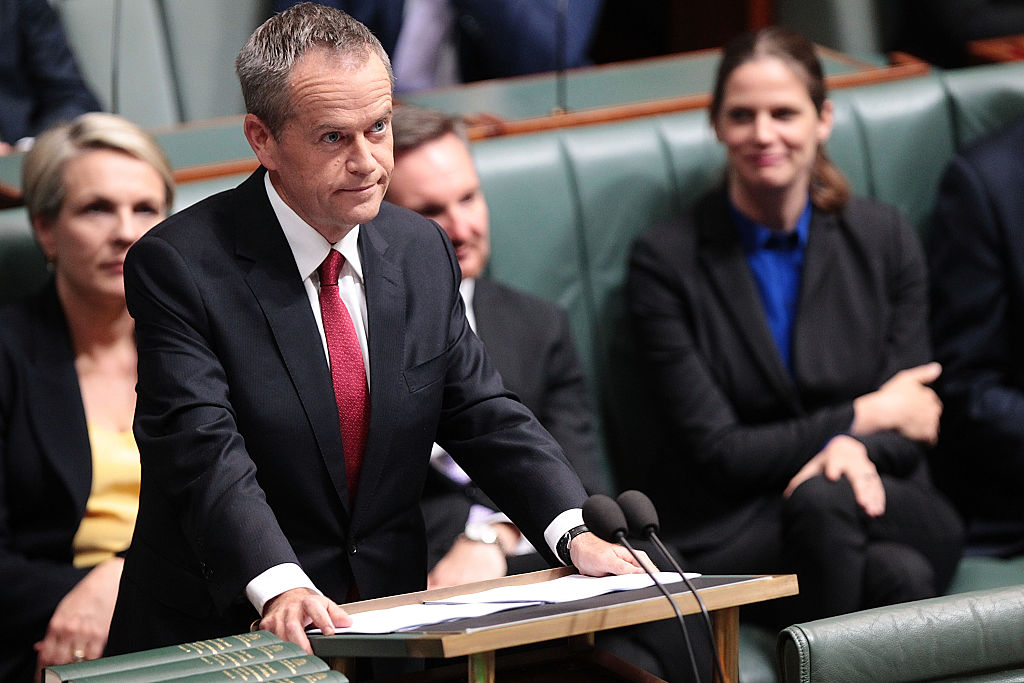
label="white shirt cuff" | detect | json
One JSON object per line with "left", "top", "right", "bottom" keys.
{"left": 245, "top": 563, "right": 321, "bottom": 615}
{"left": 544, "top": 508, "right": 585, "bottom": 564}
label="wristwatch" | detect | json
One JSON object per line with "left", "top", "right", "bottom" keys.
{"left": 556, "top": 524, "right": 589, "bottom": 566}
{"left": 461, "top": 522, "right": 507, "bottom": 554}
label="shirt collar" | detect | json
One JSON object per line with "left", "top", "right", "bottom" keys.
{"left": 264, "top": 173, "right": 364, "bottom": 283}
{"left": 731, "top": 199, "right": 812, "bottom": 254}
{"left": 459, "top": 277, "right": 477, "bottom": 332}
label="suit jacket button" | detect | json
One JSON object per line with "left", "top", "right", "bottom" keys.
{"left": 348, "top": 543, "right": 358, "bottom": 555}
{"left": 201, "top": 564, "right": 214, "bottom": 579}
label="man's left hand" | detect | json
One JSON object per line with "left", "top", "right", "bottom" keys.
{"left": 568, "top": 532, "right": 649, "bottom": 576}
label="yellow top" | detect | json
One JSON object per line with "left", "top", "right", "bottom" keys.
{"left": 72, "top": 425, "right": 141, "bottom": 568}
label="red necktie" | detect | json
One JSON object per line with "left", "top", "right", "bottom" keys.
{"left": 318, "top": 250, "right": 369, "bottom": 500}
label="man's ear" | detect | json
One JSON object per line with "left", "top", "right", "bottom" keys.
{"left": 243, "top": 113, "right": 279, "bottom": 171}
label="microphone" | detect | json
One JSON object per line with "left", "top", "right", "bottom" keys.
{"left": 583, "top": 494, "right": 702, "bottom": 683}
{"left": 618, "top": 490, "right": 725, "bottom": 683}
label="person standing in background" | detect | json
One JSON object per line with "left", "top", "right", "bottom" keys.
{"left": 0, "top": 0, "right": 102, "bottom": 154}
{"left": 273, "top": 0, "right": 605, "bottom": 92}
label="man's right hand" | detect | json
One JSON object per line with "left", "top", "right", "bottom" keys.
{"left": 257, "top": 588, "right": 352, "bottom": 653}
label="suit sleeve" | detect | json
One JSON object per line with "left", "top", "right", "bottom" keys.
{"left": 429, "top": 230, "right": 587, "bottom": 557}
{"left": 852, "top": 204, "right": 933, "bottom": 477}
{"left": 124, "top": 235, "right": 299, "bottom": 612}
{"left": 627, "top": 231, "right": 855, "bottom": 494}
{"left": 929, "top": 153, "right": 1024, "bottom": 459}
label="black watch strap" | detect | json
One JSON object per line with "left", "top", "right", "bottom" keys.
{"left": 556, "top": 524, "right": 589, "bottom": 566}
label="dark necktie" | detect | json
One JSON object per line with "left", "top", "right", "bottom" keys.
{"left": 318, "top": 250, "right": 369, "bottom": 500}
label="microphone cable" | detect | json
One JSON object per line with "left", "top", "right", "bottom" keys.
{"left": 583, "top": 494, "right": 702, "bottom": 683}
{"left": 618, "top": 489, "right": 726, "bottom": 683}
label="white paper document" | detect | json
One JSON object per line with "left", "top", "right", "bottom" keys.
{"left": 327, "top": 601, "right": 536, "bottom": 634}
{"left": 425, "top": 571, "right": 698, "bottom": 605}
{"left": 318, "top": 571, "right": 701, "bottom": 635}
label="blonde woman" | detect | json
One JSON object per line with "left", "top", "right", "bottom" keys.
{"left": 0, "top": 112, "right": 173, "bottom": 680}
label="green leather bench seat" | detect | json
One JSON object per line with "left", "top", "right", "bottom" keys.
{"left": 777, "top": 585, "right": 1024, "bottom": 682}
{"left": 0, "top": 208, "right": 46, "bottom": 305}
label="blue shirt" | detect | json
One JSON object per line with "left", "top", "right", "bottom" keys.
{"left": 731, "top": 201, "right": 812, "bottom": 374}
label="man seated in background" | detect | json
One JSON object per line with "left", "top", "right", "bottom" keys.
{"left": 928, "top": 113, "right": 1024, "bottom": 556}
{"left": 386, "top": 104, "right": 612, "bottom": 589}
{"left": 388, "top": 103, "right": 704, "bottom": 683}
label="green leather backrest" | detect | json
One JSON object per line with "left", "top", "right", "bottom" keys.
{"left": 835, "top": 73, "right": 957, "bottom": 231}
{"left": 56, "top": 0, "right": 180, "bottom": 128}
{"left": 0, "top": 208, "right": 46, "bottom": 305}
{"left": 940, "top": 61, "right": 1024, "bottom": 150}
{"left": 160, "top": 0, "right": 271, "bottom": 122}
{"left": 54, "top": 0, "right": 271, "bottom": 126}
{"left": 471, "top": 132, "right": 590, "bottom": 356}
{"left": 777, "top": 585, "right": 1024, "bottom": 683}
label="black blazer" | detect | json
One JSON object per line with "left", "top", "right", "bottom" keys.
{"left": 627, "top": 188, "right": 932, "bottom": 553}
{"left": 929, "top": 115, "right": 1024, "bottom": 522}
{"left": 107, "top": 169, "right": 587, "bottom": 653}
{"left": 421, "top": 277, "right": 608, "bottom": 568}
{"left": 0, "top": 283, "right": 94, "bottom": 681}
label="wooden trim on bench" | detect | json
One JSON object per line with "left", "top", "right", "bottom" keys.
{"left": 464, "top": 51, "right": 930, "bottom": 140}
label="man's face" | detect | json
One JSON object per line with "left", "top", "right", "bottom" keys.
{"left": 387, "top": 132, "right": 490, "bottom": 280}
{"left": 245, "top": 48, "right": 394, "bottom": 243}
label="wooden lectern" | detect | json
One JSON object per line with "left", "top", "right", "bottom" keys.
{"left": 311, "top": 569, "right": 798, "bottom": 683}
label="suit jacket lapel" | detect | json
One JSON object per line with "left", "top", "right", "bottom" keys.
{"left": 793, "top": 209, "right": 841, "bottom": 379}
{"left": 697, "top": 193, "right": 800, "bottom": 408}
{"left": 30, "top": 286, "right": 92, "bottom": 515}
{"left": 350, "top": 216, "right": 405, "bottom": 521}
{"left": 231, "top": 172, "right": 354, "bottom": 513}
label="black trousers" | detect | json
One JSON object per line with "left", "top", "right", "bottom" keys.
{"left": 680, "top": 473, "right": 964, "bottom": 628}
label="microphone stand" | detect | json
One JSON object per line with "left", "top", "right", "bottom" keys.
{"left": 618, "top": 490, "right": 726, "bottom": 683}
{"left": 583, "top": 495, "right": 702, "bottom": 683}
{"left": 554, "top": 0, "right": 568, "bottom": 114}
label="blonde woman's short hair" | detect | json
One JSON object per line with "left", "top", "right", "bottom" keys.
{"left": 22, "top": 112, "right": 175, "bottom": 223}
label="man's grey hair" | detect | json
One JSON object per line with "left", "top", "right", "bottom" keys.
{"left": 235, "top": 2, "right": 394, "bottom": 137}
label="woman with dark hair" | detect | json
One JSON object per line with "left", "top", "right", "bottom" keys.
{"left": 627, "top": 27, "right": 963, "bottom": 626}
{"left": 0, "top": 112, "right": 173, "bottom": 680}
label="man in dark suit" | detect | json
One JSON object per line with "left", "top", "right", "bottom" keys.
{"left": 385, "top": 104, "right": 610, "bottom": 589}
{"left": 0, "top": 0, "right": 101, "bottom": 153}
{"left": 106, "top": 3, "right": 640, "bottom": 660}
{"left": 273, "top": 0, "right": 605, "bottom": 91}
{"left": 929, "top": 113, "right": 1024, "bottom": 553}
